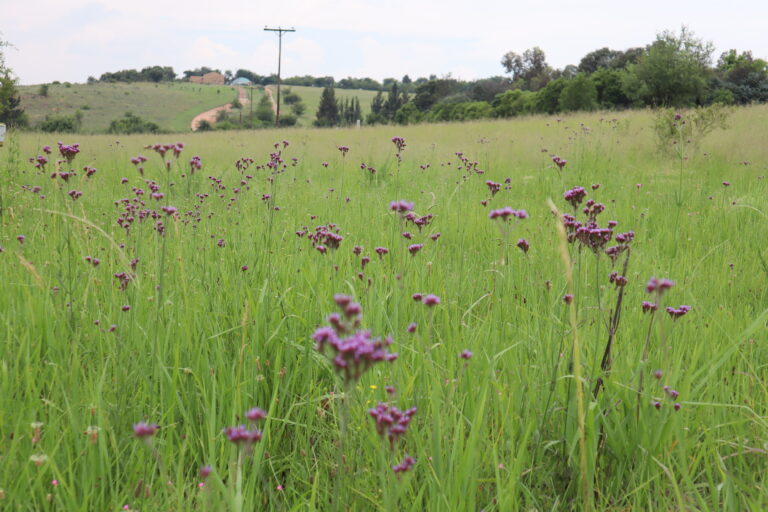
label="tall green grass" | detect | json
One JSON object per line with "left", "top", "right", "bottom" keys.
{"left": 1, "top": 106, "right": 766, "bottom": 510}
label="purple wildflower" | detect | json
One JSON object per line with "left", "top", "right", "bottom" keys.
{"left": 408, "top": 243, "right": 423, "bottom": 255}
{"left": 133, "top": 422, "right": 159, "bottom": 438}
{"left": 391, "top": 455, "right": 416, "bottom": 473}
{"left": 245, "top": 408, "right": 267, "bottom": 422}
{"left": 368, "top": 402, "right": 416, "bottom": 447}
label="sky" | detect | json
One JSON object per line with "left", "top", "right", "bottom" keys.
{"left": 2, "top": 0, "right": 767, "bottom": 85}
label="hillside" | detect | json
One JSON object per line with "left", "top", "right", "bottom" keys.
{"left": 18, "top": 82, "right": 383, "bottom": 132}
{"left": 18, "top": 82, "right": 239, "bottom": 133}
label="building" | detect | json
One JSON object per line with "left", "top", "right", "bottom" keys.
{"left": 229, "top": 77, "right": 253, "bottom": 86}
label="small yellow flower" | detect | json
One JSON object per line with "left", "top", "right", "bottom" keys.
{"left": 369, "top": 385, "right": 377, "bottom": 390}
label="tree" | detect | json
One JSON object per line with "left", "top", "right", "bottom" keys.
{"left": 394, "top": 103, "right": 422, "bottom": 125}
{"left": 500, "top": 47, "right": 553, "bottom": 91}
{"left": 315, "top": 86, "right": 339, "bottom": 127}
{"left": 254, "top": 96, "right": 274, "bottom": 124}
{"left": 0, "top": 37, "right": 27, "bottom": 127}
{"left": 714, "top": 50, "right": 768, "bottom": 104}
{"left": 559, "top": 74, "right": 598, "bottom": 112}
{"left": 578, "top": 48, "right": 623, "bottom": 74}
{"left": 623, "top": 27, "right": 714, "bottom": 107}
{"left": 535, "top": 78, "right": 568, "bottom": 114}
{"left": 469, "top": 76, "right": 514, "bottom": 102}
{"left": 591, "top": 68, "right": 632, "bottom": 109}
{"left": 370, "top": 91, "right": 384, "bottom": 115}
{"left": 412, "top": 79, "right": 463, "bottom": 111}
{"left": 383, "top": 82, "right": 403, "bottom": 121}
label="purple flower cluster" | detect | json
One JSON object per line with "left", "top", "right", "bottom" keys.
{"left": 666, "top": 305, "right": 691, "bottom": 319}
{"left": 485, "top": 180, "right": 501, "bottom": 196}
{"left": 489, "top": 207, "right": 528, "bottom": 220}
{"left": 641, "top": 301, "right": 658, "bottom": 313}
{"left": 146, "top": 142, "right": 184, "bottom": 160}
{"left": 645, "top": 277, "right": 674, "bottom": 295}
{"left": 391, "top": 455, "right": 416, "bottom": 473}
{"left": 403, "top": 211, "right": 434, "bottom": 232}
{"left": 516, "top": 238, "right": 530, "bottom": 254}
{"left": 608, "top": 271, "right": 628, "bottom": 287}
{"left": 552, "top": 155, "right": 567, "bottom": 170}
{"left": 368, "top": 402, "right": 417, "bottom": 448}
{"left": 390, "top": 200, "right": 414, "bottom": 214}
{"left": 133, "top": 422, "right": 159, "bottom": 438}
{"left": 223, "top": 406, "right": 267, "bottom": 446}
{"left": 408, "top": 243, "right": 423, "bottom": 255}
{"left": 57, "top": 141, "right": 80, "bottom": 163}
{"left": 312, "top": 295, "right": 397, "bottom": 383}
{"left": 223, "top": 425, "right": 263, "bottom": 445}
{"left": 563, "top": 186, "right": 587, "bottom": 208}
{"left": 391, "top": 136, "right": 407, "bottom": 154}
{"left": 412, "top": 293, "right": 440, "bottom": 307}
{"left": 652, "top": 376, "right": 683, "bottom": 411}
{"left": 303, "top": 224, "right": 344, "bottom": 251}
{"left": 189, "top": 155, "right": 202, "bottom": 173}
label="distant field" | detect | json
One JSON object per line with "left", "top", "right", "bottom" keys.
{"left": 18, "top": 82, "right": 240, "bottom": 132}
{"left": 274, "top": 84, "right": 381, "bottom": 125}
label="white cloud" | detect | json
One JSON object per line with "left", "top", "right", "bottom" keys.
{"left": 4, "top": 0, "right": 768, "bottom": 83}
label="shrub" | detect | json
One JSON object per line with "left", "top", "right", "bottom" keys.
{"left": 107, "top": 112, "right": 160, "bottom": 134}
{"left": 653, "top": 105, "right": 732, "bottom": 155}
{"left": 39, "top": 111, "right": 83, "bottom": 133}
{"left": 492, "top": 89, "right": 536, "bottom": 118}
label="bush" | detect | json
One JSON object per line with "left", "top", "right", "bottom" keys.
{"left": 39, "top": 111, "right": 83, "bottom": 133}
{"left": 653, "top": 105, "right": 732, "bottom": 155}
{"left": 394, "top": 103, "right": 423, "bottom": 125}
{"left": 196, "top": 120, "right": 213, "bottom": 131}
{"left": 107, "top": 112, "right": 160, "bottom": 134}
{"left": 710, "top": 88, "right": 735, "bottom": 105}
{"left": 492, "top": 89, "right": 536, "bottom": 117}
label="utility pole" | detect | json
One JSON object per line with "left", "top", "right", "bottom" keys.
{"left": 264, "top": 26, "right": 295, "bottom": 127}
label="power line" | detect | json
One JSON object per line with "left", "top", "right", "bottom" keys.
{"left": 264, "top": 26, "right": 296, "bottom": 127}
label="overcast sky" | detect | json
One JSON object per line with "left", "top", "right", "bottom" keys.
{"left": 3, "top": 0, "right": 767, "bottom": 85}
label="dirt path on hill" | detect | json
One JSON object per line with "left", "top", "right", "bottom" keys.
{"left": 264, "top": 86, "right": 278, "bottom": 115}
{"left": 190, "top": 87, "right": 250, "bottom": 131}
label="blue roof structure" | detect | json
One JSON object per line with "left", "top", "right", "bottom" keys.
{"left": 230, "top": 77, "right": 253, "bottom": 86}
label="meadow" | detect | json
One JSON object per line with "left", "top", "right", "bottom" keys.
{"left": 0, "top": 106, "right": 767, "bottom": 511}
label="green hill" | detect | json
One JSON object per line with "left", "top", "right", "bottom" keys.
{"left": 18, "top": 82, "right": 239, "bottom": 133}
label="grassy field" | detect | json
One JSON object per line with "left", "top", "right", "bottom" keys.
{"left": 1, "top": 106, "right": 767, "bottom": 510}
{"left": 18, "top": 82, "right": 240, "bottom": 133}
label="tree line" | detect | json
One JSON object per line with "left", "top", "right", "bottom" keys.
{"left": 313, "top": 27, "right": 767, "bottom": 127}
